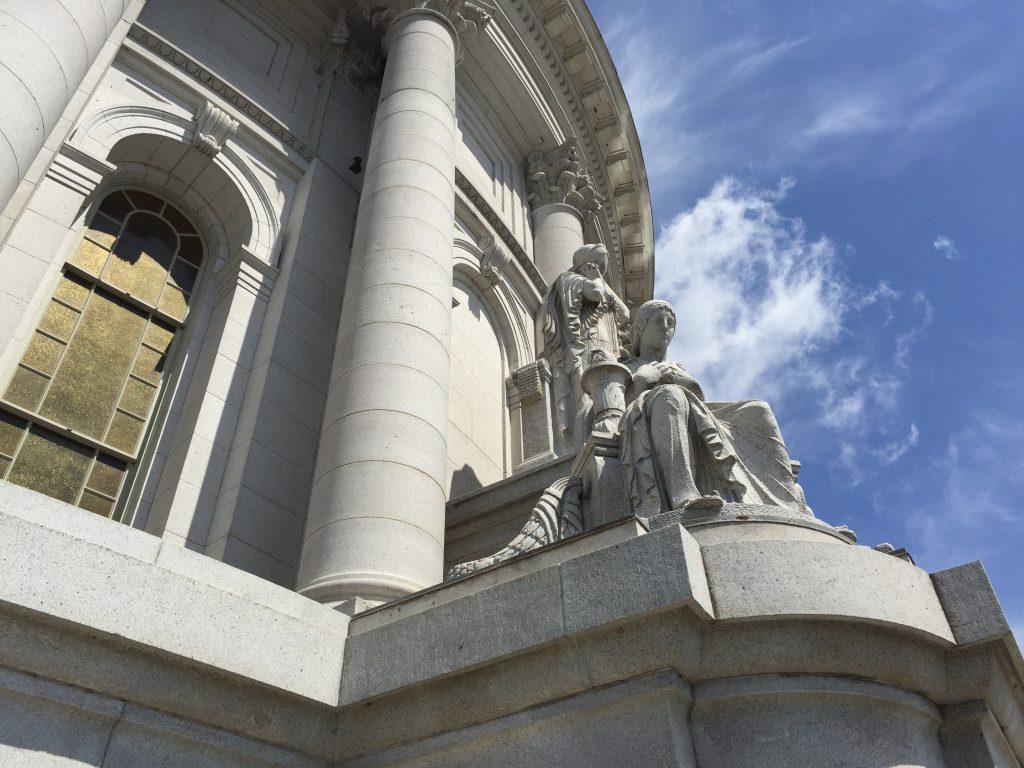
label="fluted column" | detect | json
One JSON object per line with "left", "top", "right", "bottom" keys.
{"left": 526, "top": 139, "right": 603, "bottom": 283}
{"left": 0, "top": 0, "right": 132, "bottom": 211}
{"left": 299, "top": 2, "right": 492, "bottom": 607}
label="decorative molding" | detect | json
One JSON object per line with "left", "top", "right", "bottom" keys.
{"left": 525, "top": 138, "right": 603, "bottom": 220}
{"left": 46, "top": 143, "right": 117, "bottom": 198}
{"left": 455, "top": 169, "right": 547, "bottom": 294}
{"left": 213, "top": 246, "right": 279, "bottom": 305}
{"left": 127, "top": 24, "right": 315, "bottom": 161}
{"left": 478, "top": 233, "right": 513, "bottom": 288}
{"left": 508, "top": 359, "right": 550, "bottom": 406}
{"left": 191, "top": 101, "right": 239, "bottom": 158}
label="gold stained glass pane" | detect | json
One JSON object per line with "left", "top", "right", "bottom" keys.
{"left": 98, "top": 191, "right": 133, "bottom": 222}
{"left": 120, "top": 377, "right": 156, "bottom": 417}
{"left": 103, "top": 212, "right": 176, "bottom": 306}
{"left": 105, "top": 411, "right": 144, "bottom": 453}
{"left": 0, "top": 411, "right": 27, "bottom": 457}
{"left": 86, "top": 214, "right": 120, "bottom": 249}
{"left": 143, "top": 320, "right": 174, "bottom": 353}
{"left": 132, "top": 345, "right": 164, "bottom": 385}
{"left": 39, "top": 301, "right": 80, "bottom": 341}
{"left": 158, "top": 284, "right": 188, "bottom": 322}
{"left": 79, "top": 490, "right": 114, "bottom": 517}
{"left": 86, "top": 454, "right": 127, "bottom": 497}
{"left": 22, "top": 333, "right": 65, "bottom": 376}
{"left": 7, "top": 425, "right": 92, "bottom": 504}
{"left": 169, "top": 260, "right": 198, "bottom": 294}
{"left": 70, "top": 239, "right": 110, "bottom": 277}
{"left": 40, "top": 290, "right": 147, "bottom": 440}
{"left": 4, "top": 367, "right": 49, "bottom": 410}
{"left": 54, "top": 275, "right": 90, "bottom": 310}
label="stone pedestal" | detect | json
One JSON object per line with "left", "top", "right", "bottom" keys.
{"left": 531, "top": 202, "right": 584, "bottom": 285}
{"left": 299, "top": 8, "right": 464, "bottom": 606}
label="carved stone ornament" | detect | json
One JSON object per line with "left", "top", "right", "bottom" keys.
{"left": 191, "top": 101, "right": 239, "bottom": 158}
{"left": 477, "top": 233, "right": 512, "bottom": 287}
{"left": 526, "top": 139, "right": 604, "bottom": 217}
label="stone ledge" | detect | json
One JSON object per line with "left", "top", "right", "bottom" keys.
{"left": 701, "top": 538, "right": 957, "bottom": 644}
{"left": 0, "top": 481, "right": 348, "bottom": 706}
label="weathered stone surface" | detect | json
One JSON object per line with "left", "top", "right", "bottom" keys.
{"left": 691, "top": 675, "right": 946, "bottom": 768}
{"left": 561, "top": 523, "right": 713, "bottom": 633}
{"left": 0, "top": 487, "right": 348, "bottom": 705}
{"left": 701, "top": 538, "right": 956, "bottom": 643}
{"left": 932, "top": 561, "right": 1013, "bottom": 647}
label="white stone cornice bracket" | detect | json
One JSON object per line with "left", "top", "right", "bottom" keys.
{"left": 191, "top": 101, "right": 239, "bottom": 158}
{"left": 526, "top": 138, "right": 604, "bottom": 218}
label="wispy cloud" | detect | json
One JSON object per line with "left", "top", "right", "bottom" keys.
{"left": 601, "top": 3, "right": 1017, "bottom": 200}
{"left": 655, "top": 177, "right": 929, "bottom": 483}
{"left": 904, "top": 416, "right": 1024, "bottom": 569}
{"left": 933, "top": 235, "right": 960, "bottom": 260}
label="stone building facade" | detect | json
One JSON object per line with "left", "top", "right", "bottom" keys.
{"left": 0, "top": 1, "right": 1021, "bottom": 766}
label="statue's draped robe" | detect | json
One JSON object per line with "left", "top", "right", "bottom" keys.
{"left": 542, "top": 273, "right": 628, "bottom": 447}
{"left": 618, "top": 357, "right": 802, "bottom": 516}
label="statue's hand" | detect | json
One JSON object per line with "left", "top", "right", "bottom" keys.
{"left": 633, "top": 363, "right": 664, "bottom": 389}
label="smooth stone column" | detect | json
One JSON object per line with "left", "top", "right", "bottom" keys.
{"left": 531, "top": 202, "right": 584, "bottom": 285}
{"left": 298, "top": 8, "right": 461, "bottom": 607}
{"left": 0, "top": 0, "right": 130, "bottom": 211}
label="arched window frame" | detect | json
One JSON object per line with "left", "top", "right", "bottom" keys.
{"left": 0, "top": 187, "right": 213, "bottom": 520}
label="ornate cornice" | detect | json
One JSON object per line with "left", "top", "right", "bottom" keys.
{"left": 127, "top": 24, "right": 315, "bottom": 161}
{"left": 456, "top": 169, "right": 547, "bottom": 295}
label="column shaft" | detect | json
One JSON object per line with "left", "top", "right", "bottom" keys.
{"left": 532, "top": 202, "right": 585, "bottom": 284}
{"left": 298, "top": 9, "right": 459, "bottom": 606}
{"left": 0, "top": 0, "right": 129, "bottom": 210}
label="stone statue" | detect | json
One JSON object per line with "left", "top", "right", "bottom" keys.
{"left": 540, "top": 244, "right": 631, "bottom": 451}
{"left": 620, "top": 300, "right": 802, "bottom": 516}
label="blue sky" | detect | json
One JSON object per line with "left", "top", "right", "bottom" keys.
{"left": 588, "top": 0, "right": 1024, "bottom": 644}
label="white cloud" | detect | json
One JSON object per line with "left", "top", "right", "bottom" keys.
{"left": 656, "top": 176, "right": 845, "bottom": 401}
{"left": 878, "top": 423, "right": 920, "bottom": 464}
{"left": 654, "top": 177, "right": 928, "bottom": 482}
{"left": 933, "top": 235, "right": 960, "bottom": 259}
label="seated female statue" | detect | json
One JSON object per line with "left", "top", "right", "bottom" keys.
{"left": 620, "top": 300, "right": 803, "bottom": 516}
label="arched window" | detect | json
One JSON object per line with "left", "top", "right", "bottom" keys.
{"left": 0, "top": 190, "right": 205, "bottom": 518}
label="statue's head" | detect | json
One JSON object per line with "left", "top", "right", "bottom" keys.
{"left": 571, "top": 244, "right": 609, "bottom": 280}
{"left": 631, "top": 300, "right": 676, "bottom": 357}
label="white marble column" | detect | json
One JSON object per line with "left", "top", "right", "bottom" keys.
{"left": 0, "top": 0, "right": 132, "bottom": 212}
{"left": 526, "top": 139, "right": 602, "bottom": 283}
{"left": 531, "top": 203, "right": 584, "bottom": 285}
{"left": 299, "top": 2, "right": 492, "bottom": 607}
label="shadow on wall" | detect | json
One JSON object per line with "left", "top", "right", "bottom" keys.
{"left": 450, "top": 464, "right": 483, "bottom": 500}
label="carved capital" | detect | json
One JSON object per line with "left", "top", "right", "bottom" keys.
{"left": 419, "top": 0, "right": 495, "bottom": 43}
{"left": 317, "top": 8, "right": 386, "bottom": 98}
{"left": 192, "top": 101, "right": 238, "bottom": 158}
{"left": 526, "top": 139, "right": 604, "bottom": 216}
